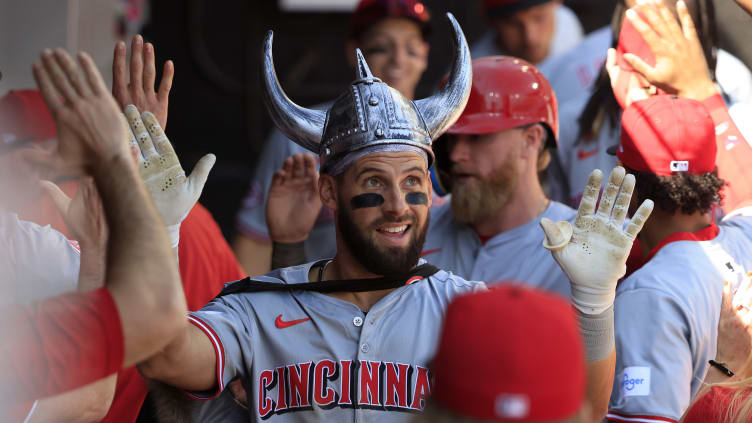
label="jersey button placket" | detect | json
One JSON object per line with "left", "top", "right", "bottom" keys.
{"left": 353, "top": 316, "right": 363, "bottom": 327}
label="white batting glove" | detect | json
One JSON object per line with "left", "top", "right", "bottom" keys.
{"left": 125, "top": 104, "right": 215, "bottom": 247}
{"left": 541, "top": 167, "right": 654, "bottom": 315}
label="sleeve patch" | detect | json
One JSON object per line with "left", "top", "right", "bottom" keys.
{"left": 623, "top": 366, "right": 651, "bottom": 396}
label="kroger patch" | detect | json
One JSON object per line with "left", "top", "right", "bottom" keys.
{"left": 623, "top": 366, "right": 650, "bottom": 396}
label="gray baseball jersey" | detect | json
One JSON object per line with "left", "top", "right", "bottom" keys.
{"left": 607, "top": 209, "right": 752, "bottom": 423}
{"left": 236, "top": 107, "right": 336, "bottom": 265}
{"left": 421, "top": 201, "right": 575, "bottom": 298}
{"left": 0, "top": 212, "right": 80, "bottom": 306}
{"left": 186, "top": 259, "right": 485, "bottom": 422}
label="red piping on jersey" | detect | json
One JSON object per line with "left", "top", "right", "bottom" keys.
{"left": 421, "top": 248, "right": 442, "bottom": 257}
{"left": 606, "top": 411, "right": 677, "bottom": 422}
{"left": 186, "top": 315, "right": 225, "bottom": 400}
{"left": 644, "top": 223, "right": 719, "bottom": 263}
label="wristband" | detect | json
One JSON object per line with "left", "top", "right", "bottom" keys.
{"left": 272, "top": 241, "right": 306, "bottom": 270}
{"left": 166, "top": 223, "right": 181, "bottom": 249}
{"left": 709, "top": 360, "right": 734, "bottom": 377}
{"left": 578, "top": 305, "right": 615, "bottom": 361}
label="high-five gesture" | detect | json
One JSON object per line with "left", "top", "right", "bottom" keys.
{"left": 541, "top": 167, "right": 654, "bottom": 314}
{"left": 619, "top": 0, "right": 717, "bottom": 102}
{"left": 266, "top": 153, "right": 322, "bottom": 244}
{"left": 113, "top": 35, "right": 174, "bottom": 128}
{"left": 31, "top": 49, "right": 130, "bottom": 176}
{"left": 125, "top": 105, "right": 215, "bottom": 246}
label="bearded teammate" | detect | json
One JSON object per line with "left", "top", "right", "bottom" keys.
{"left": 138, "top": 14, "right": 651, "bottom": 422}
{"left": 423, "top": 56, "right": 574, "bottom": 297}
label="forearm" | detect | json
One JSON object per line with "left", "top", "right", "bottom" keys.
{"left": 702, "top": 94, "right": 752, "bottom": 211}
{"left": 28, "top": 374, "right": 117, "bottom": 423}
{"left": 138, "top": 323, "right": 217, "bottom": 392}
{"left": 77, "top": 243, "right": 106, "bottom": 292}
{"left": 578, "top": 307, "right": 616, "bottom": 421}
{"left": 91, "top": 154, "right": 186, "bottom": 366}
{"left": 233, "top": 234, "right": 272, "bottom": 276}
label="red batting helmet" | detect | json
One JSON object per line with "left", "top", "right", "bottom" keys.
{"left": 430, "top": 56, "right": 558, "bottom": 195}
{"left": 448, "top": 56, "right": 558, "bottom": 145}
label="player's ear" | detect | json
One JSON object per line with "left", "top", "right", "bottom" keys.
{"left": 319, "top": 173, "right": 338, "bottom": 211}
{"left": 520, "top": 124, "right": 544, "bottom": 160}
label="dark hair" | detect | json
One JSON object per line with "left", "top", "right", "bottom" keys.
{"left": 627, "top": 167, "right": 725, "bottom": 215}
{"left": 577, "top": 0, "right": 718, "bottom": 144}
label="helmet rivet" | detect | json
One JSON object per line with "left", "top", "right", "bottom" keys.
{"left": 369, "top": 96, "right": 379, "bottom": 106}
{"left": 375, "top": 127, "right": 384, "bottom": 137}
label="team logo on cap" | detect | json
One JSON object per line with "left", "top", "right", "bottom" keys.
{"left": 669, "top": 161, "right": 689, "bottom": 172}
{"left": 495, "top": 393, "right": 530, "bottom": 419}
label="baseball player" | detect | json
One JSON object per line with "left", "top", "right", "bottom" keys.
{"left": 138, "top": 14, "right": 652, "bottom": 422}
{"left": 233, "top": 0, "right": 432, "bottom": 277}
{"left": 422, "top": 55, "right": 574, "bottom": 298}
{"left": 604, "top": 94, "right": 752, "bottom": 422}
{"left": 471, "top": 0, "right": 583, "bottom": 77}
{"left": 549, "top": 0, "right": 752, "bottom": 207}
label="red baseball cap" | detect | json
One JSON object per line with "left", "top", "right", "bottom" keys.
{"left": 484, "top": 0, "right": 554, "bottom": 17}
{"left": 348, "top": 0, "right": 431, "bottom": 40}
{"left": 613, "top": 95, "right": 716, "bottom": 176}
{"left": 0, "top": 90, "right": 56, "bottom": 147}
{"left": 431, "top": 285, "right": 585, "bottom": 421}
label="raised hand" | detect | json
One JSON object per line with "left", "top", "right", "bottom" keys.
{"left": 40, "top": 178, "right": 108, "bottom": 291}
{"left": 541, "top": 167, "right": 654, "bottom": 314}
{"left": 621, "top": 0, "right": 717, "bottom": 101}
{"left": 124, "top": 104, "right": 214, "bottom": 245}
{"left": 112, "top": 35, "right": 174, "bottom": 128}
{"left": 266, "top": 153, "right": 322, "bottom": 243}
{"left": 605, "top": 47, "right": 654, "bottom": 109}
{"left": 40, "top": 177, "right": 107, "bottom": 251}
{"left": 31, "top": 49, "right": 131, "bottom": 176}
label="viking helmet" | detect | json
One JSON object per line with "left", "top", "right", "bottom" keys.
{"left": 261, "top": 13, "right": 472, "bottom": 174}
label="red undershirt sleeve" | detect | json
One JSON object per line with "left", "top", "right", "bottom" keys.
{"left": 0, "top": 287, "right": 124, "bottom": 403}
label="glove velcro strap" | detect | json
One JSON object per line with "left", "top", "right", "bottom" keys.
{"left": 578, "top": 305, "right": 615, "bottom": 361}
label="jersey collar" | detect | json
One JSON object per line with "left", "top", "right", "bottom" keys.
{"left": 645, "top": 222, "right": 720, "bottom": 262}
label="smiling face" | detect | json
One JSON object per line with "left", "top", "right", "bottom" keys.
{"left": 352, "top": 17, "right": 429, "bottom": 100}
{"left": 322, "top": 151, "right": 432, "bottom": 275}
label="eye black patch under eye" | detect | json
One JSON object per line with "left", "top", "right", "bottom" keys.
{"left": 406, "top": 192, "right": 428, "bottom": 205}
{"left": 351, "top": 193, "right": 385, "bottom": 209}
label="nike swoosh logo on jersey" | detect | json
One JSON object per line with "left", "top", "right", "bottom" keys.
{"left": 275, "top": 314, "right": 311, "bottom": 329}
{"left": 421, "top": 248, "right": 442, "bottom": 257}
{"left": 577, "top": 147, "right": 599, "bottom": 160}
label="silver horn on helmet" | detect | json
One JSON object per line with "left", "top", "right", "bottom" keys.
{"left": 414, "top": 13, "right": 472, "bottom": 138}
{"left": 261, "top": 12, "right": 472, "bottom": 154}
{"left": 260, "top": 31, "right": 326, "bottom": 154}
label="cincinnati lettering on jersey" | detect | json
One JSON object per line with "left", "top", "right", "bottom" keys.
{"left": 257, "top": 360, "right": 431, "bottom": 419}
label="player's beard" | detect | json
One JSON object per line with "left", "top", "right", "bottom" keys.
{"left": 451, "top": 158, "right": 519, "bottom": 224}
{"left": 337, "top": 198, "right": 429, "bottom": 276}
